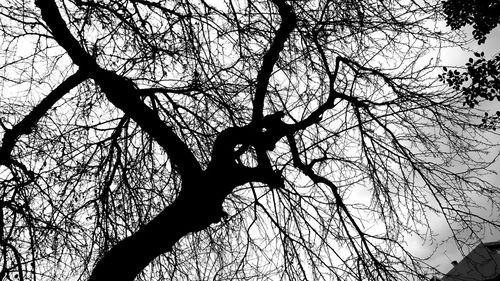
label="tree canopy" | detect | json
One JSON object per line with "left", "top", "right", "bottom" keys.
{"left": 442, "top": 0, "right": 500, "bottom": 44}
{"left": 0, "top": 0, "right": 499, "bottom": 280}
{"left": 440, "top": 0, "right": 500, "bottom": 129}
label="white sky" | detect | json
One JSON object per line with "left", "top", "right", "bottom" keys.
{"left": 420, "top": 26, "right": 500, "bottom": 275}
{"left": 1, "top": 4, "right": 499, "bottom": 279}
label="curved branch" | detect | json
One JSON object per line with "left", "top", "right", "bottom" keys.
{"left": 35, "top": 0, "right": 202, "bottom": 179}
{"left": 285, "top": 37, "right": 368, "bottom": 133}
{"left": 286, "top": 133, "right": 387, "bottom": 277}
{"left": 251, "top": 0, "right": 296, "bottom": 123}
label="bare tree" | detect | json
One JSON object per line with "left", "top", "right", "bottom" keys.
{"left": 0, "top": 0, "right": 499, "bottom": 280}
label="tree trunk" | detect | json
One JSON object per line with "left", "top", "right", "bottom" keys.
{"left": 88, "top": 178, "right": 227, "bottom": 281}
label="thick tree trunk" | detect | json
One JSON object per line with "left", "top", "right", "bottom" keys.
{"left": 88, "top": 177, "right": 228, "bottom": 281}
{"left": 34, "top": 1, "right": 293, "bottom": 280}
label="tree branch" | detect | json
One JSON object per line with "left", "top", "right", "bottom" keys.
{"left": 35, "top": 0, "right": 96, "bottom": 69}
{"left": 251, "top": 0, "right": 296, "bottom": 123}
{"left": 95, "top": 70, "right": 203, "bottom": 180}
{"left": 0, "top": 69, "right": 87, "bottom": 166}
{"left": 35, "top": 0, "right": 202, "bottom": 179}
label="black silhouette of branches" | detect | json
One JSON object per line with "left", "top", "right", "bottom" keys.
{"left": 1, "top": 1, "right": 499, "bottom": 281}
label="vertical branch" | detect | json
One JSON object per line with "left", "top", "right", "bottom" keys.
{"left": 251, "top": 0, "right": 296, "bottom": 123}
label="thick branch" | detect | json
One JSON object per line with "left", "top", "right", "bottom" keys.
{"left": 35, "top": 0, "right": 95, "bottom": 69}
{"left": 0, "top": 70, "right": 87, "bottom": 165}
{"left": 251, "top": 0, "right": 296, "bottom": 123}
{"left": 35, "top": 0, "right": 202, "bottom": 179}
{"left": 212, "top": 112, "right": 290, "bottom": 164}
{"left": 95, "top": 70, "right": 203, "bottom": 180}
{"left": 88, "top": 189, "right": 224, "bottom": 281}
{"left": 88, "top": 158, "right": 281, "bottom": 281}
{"left": 210, "top": 115, "right": 288, "bottom": 189}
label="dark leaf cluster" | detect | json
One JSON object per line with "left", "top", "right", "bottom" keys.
{"left": 439, "top": 52, "right": 500, "bottom": 128}
{"left": 480, "top": 111, "right": 500, "bottom": 130}
{"left": 439, "top": 52, "right": 500, "bottom": 108}
{"left": 441, "top": 0, "right": 500, "bottom": 128}
{"left": 442, "top": 0, "right": 500, "bottom": 44}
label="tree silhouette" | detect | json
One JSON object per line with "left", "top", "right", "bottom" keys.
{"left": 1, "top": 0, "right": 499, "bottom": 280}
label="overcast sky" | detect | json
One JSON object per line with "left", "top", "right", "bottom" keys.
{"left": 421, "top": 25, "right": 500, "bottom": 275}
